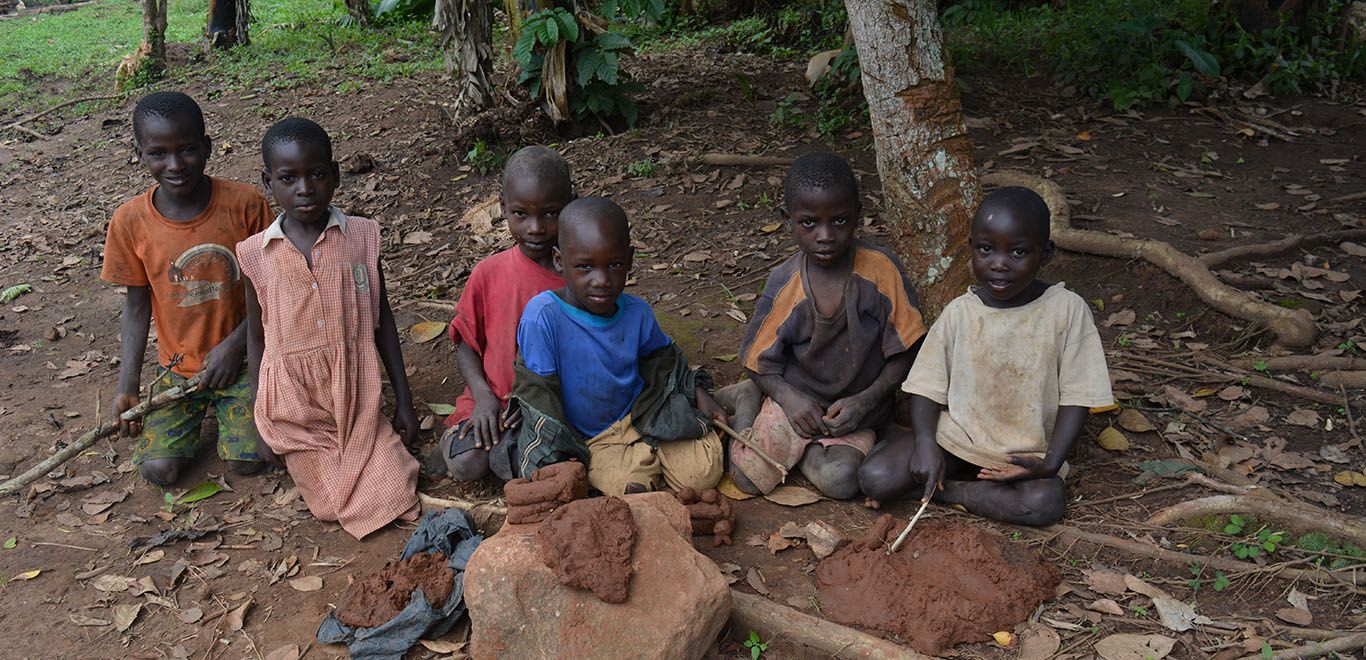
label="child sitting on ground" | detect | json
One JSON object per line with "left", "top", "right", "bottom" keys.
{"left": 511, "top": 197, "right": 728, "bottom": 494}
{"left": 723, "top": 151, "right": 927, "bottom": 499}
{"left": 237, "top": 118, "right": 420, "bottom": 539}
{"left": 424, "top": 146, "right": 571, "bottom": 482}
{"left": 857, "top": 186, "right": 1113, "bottom": 526}
{"left": 102, "top": 91, "right": 274, "bottom": 486}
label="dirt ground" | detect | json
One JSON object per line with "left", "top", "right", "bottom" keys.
{"left": 0, "top": 41, "right": 1363, "bottom": 660}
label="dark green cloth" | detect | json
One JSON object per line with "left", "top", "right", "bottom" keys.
{"left": 509, "top": 343, "right": 713, "bottom": 478}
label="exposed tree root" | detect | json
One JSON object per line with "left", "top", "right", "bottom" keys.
{"left": 701, "top": 153, "right": 795, "bottom": 168}
{"left": 729, "top": 590, "right": 930, "bottom": 659}
{"left": 1232, "top": 355, "right": 1366, "bottom": 372}
{"left": 981, "top": 171, "right": 1319, "bottom": 348}
{"left": 1319, "top": 371, "right": 1366, "bottom": 388}
{"left": 1200, "top": 228, "right": 1366, "bottom": 269}
{"left": 1241, "top": 631, "right": 1366, "bottom": 660}
{"left": 0, "top": 375, "right": 202, "bottom": 497}
{"left": 1147, "top": 494, "right": 1366, "bottom": 548}
{"left": 1035, "top": 524, "right": 1361, "bottom": 591}
{"left": 1194, "top": 355, "right": 1348, "bottom": 406}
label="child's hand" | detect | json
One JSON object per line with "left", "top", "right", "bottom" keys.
{"left": 392, "top": 403, "right": 420, "bottom": 446}
{"left": 501, "top": 404, "right": 522, "bottom": 431}
{"left": 779, "top": 391, "right": 830, "bottom": 438}
{"left": 909, "top": 440, "right": 945, "bottom": 502}
{"left": 111, "top": 392, "right": 142, "bottom": 438}
{"left": 695, "top": 388, "right": 730, "bottom": 426}
{"left": 823, "top": 393, "right": 875, "bottom": 437}
{"left": 978, "top": 455, "right": 1055, "bottom": 482}
{"left": 200, "top": 337, "right": 246, "bottom": 390}
{"left": 463, "top": 395, "right": 504, "bottom": 450}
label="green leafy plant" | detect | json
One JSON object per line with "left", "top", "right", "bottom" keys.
{"left": 466, "top": 139, "right": 507, "bottom": 175}
{"left": 163, "top": 481, "right": 225, "bottom": 514}
{"left": 1227, "top": 516, "right": 1286, "bottom": 560}
{"left": 513, "top": 7, "right": 647, "bottom": 127}
{"left": 1212, "top": 571, "right": 1231, "bottom": 591}
{"left": 626, "top": 159, "right": 657, "bottom": 178}
{"left": 743, "top": 630, "right": 769, "bottom": 659}
{"left": 769, "top": 93, "right": 806, "bottom": 129}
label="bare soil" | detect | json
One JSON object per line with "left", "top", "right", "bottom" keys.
{"left": 0, "top": 40, "right": 1362, "bottom": 659}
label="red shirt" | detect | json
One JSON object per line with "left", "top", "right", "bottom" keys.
{"left": 445, "top": 247, "right": 564, "bottom": 427}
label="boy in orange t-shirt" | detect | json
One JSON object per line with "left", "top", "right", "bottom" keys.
{"left": 101, "top": 91, "right": 274, "bottom": 486}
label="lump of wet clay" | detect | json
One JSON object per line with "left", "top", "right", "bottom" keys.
{"left": 336, "top": 552, "right": 454, "bottom": 629}
{"left": 674, "top": 487, "right": 735, "bottom": 547}
{"left": 505, "top": 461, "right": 588, "bottom": 524}
{"left": 816, "top": 515, "right": 1060, "bottom": 656}
{"left": 538, "top": 496, "right": 636, "bottom": 604}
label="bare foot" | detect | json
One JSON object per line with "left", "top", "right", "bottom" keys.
{"left": 863, "top": 497, "right": 881, "bottom": 509}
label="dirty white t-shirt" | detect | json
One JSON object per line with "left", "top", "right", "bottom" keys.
{"left": 902, "top": 283, "right": 1114, "bottom": 469}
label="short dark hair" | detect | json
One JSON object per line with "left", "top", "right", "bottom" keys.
{"left": 783, "top": 151, "right": 859, "bottom": 208}
{"left": 975, "top": 186, "right": 1051, "bottom": 242}
{"left": 502, "top": 145, "right": 573, "bottom": 199}
{"left": 133, "top": 91, "right": 205, "bottom": 142}
{"left": 261, "top": 117, "right": 333, "bottom": 169}
{"left": 559, "top": 196, "right": 630, "bottom": 247}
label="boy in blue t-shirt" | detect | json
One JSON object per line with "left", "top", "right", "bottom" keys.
{"left": 512, "top": 197, "right": 727, "bottom": 494}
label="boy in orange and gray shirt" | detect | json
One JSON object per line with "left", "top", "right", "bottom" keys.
{"left": 102, "top": 91, "right": 274, "bottom": 486}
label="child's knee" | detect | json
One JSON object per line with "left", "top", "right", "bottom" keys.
{"left": 800, "top": 446, "right": 862, "bottom": 499}
{"left": 139, "top": 458, "right": 186, "bottom": 486}
{"left": 728, "top": 465, "right": 763, "bottom": 495}
{"left": 1013, "top": 479, "right": 1065, "bottom": 526}
{"left": 446, "top": 450, "right": 491, "bottom": 482}
{"left": 857, "top": 453, "right": 907, "bottom": 501}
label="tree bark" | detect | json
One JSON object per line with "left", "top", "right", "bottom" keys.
{"left": 434, "top": 0, "right": 495, "bottom": 120}
{"left": 206, "top": 0, "right": 250, "bottom": 48}
{"left": 345, "top": 0, "right": 371, "bottom": 25}
{"left": 845, "top": 0, "right": 979, "bottom": 316}
{"left": 141, "top": 0, "right": 168, "bottom": 74}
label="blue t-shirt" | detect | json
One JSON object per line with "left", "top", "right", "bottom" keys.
{"left": 517, "top": 291, "right": 673, "bottom": 437}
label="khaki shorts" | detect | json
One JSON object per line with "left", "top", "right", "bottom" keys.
{"left": 586, "top": 414, "right": 723, "bottom": 495}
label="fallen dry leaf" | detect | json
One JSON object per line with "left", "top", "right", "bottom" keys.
{"left": 417, "top": 639, "right": 465, "bottom": 654}
{"left": 992, "top": 631, "right": 1014, "bottom": 647}
{"left": 1104, "top": 308, "right": 1136, "bottom": 327}
{"left": 766, "top": 532, "right": 798, "bottom": 555}
{"left": 1276, "top": 606, "right": 1313, "bottom": 627}
{"left": 70, "top": 614, "right": 110, "bottom": 627}
{"left": 1216, "top": 385, "right": 1247, "bottom": 401}
{"left": 409, "top": 321, "right": 446, "bottom": 344}
{"left": 763, "top": 485, "right": 821, "bottom": 507}
{"left": 289, "top": 575, "right": 323, "bottom": 592}
{"left": 113, "top": 603, "right": 142, "bottom": 633}
{"left": 227, "top": 599, "right": 252, "bottom": 632}
{"left": 90, "top": 574, "right": 136, "bottom": 592}
{"left": 1084, "top": 569, "right": 1129, "bottom": 596}
{"left": 402, "top": 230, "right": 433, "bottom": 245}
{"left": 1334, "top": 470, "right": 1366, "bottom": 486}
{"left": 1096, "top": 426, "right": 1130, "bottom": 452}
{"left": 746, "top": 567, "right": 770, "bottom": 595}
{"left": 716, "top": 474, "right": 755, "bottom": 501}
{"left": 1117, "top": 409, "right": 1155, "bottom": 433}
{"left": 717, "top": 562, "right": 742, "bottom": 585}
{"left": 264, "top": 644, "right": 301, "bottom": 660}
{"left": 133, "top": 549, "right": 164, "bottom": 566}
{"left": 1088, "top": 598, "right": 1124, "bottom": 615}
{"left": 1152, "top": 595, "right": 1199, "bottom": 632}
{"left": 179, "top": 607, "right": 203, "bottom": 624}
{"left": 1228, "top": 405, "right": 1271, "bottom": 430}
{"left": 1094, "top": 633, "right": 1176, "bottom": 660}
{"left": 1018, "top": 623, "right": 1061, "bottom": 660}
{"left": 1340, "top": 241, "right": 1366, "bottom": 257}
{"left": 1163, "top": 385, "right": 1207, "bottom": 414}
{"left": 1285, "top": 408, "right": 1321, "bottom": 428}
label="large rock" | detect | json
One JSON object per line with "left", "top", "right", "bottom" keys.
{"left": 465, "top": 492, "right": 731, "bottom": 660}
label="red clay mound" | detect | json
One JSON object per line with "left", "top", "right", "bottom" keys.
{"left": 538, "top": 496, "right": 636, "bottom": 603}
{"left": 336, "top": 552, "right": 454, "bottom": 629}
{"left": 816, "top": 515, "right": 1059, "bottom": 655}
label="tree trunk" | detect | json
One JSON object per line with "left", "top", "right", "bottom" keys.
{"left": 845, "top": 0, "right": 979, "bottom": 316}
{"left": 434, "top": 0, "right": 495, "bottom": 120}
{"left": 141, "top": 0, "right": 168, "bottom": 74}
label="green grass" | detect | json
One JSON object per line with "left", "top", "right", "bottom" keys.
{"left": 0, "top": 0, "right": 442, "bottom": 116}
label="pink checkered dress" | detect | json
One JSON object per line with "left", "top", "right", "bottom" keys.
{"left": 238, "top": 210, "right": 418, "bottom": 539}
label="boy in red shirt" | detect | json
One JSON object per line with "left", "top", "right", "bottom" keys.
{"left": 102, "top": 91, "right": 275, "bottom": 486}
{"left": 425, "top": 146, "right": 572, "bottom": 481}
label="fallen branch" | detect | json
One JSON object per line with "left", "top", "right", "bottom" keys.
{"left": 1035, "top": 524, "right": 1360, "bottom": 590}
{"left": 1318, "top": 371, "right": 1366, "bottom": 389}
{"left": 417, "top": 491, "right": 507, "bottom": 516}
{"left": 701, "top": 153, "right": 795, "bottom": 168}
{"left": 1241, "top": 631, "right": 1366, "bottom": 660}
{"left": 729, "top": 590, "right": 930, "bottom": 659}
{"left": 1194, "top": 355, "right": 1346, "bottom": 406}
{"left": 982, "top": 171, "right": 1318, "bottom": 347}
{"left": 1199, "top": 228, "right": 1366, "bottom": 269}
{"left": 1147, "top": 494, "right": 1366, "bottom": 548}
{"left": 1, "top": 93, "right": 123, "bottom": 136}
{"left": 1327, "top": 191, "right": 1366, "bottom": 205}
{"left": 1232, "top": 355, "right": 1366, "bottom": 372}
{"left": 0, "top": 374, "right": 202, "bottom": 497}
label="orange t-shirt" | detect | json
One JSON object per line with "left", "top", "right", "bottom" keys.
{"left": 101, "top": 177, "right": 274, "bottom": 377}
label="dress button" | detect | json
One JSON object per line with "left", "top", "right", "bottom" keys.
{"left": 316, "top": 319, "right": 324, "bottom": 328}
{"left": 311, "top": 282, "right": 318, "bottom": 289}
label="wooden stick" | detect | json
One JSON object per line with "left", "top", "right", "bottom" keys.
{"left": 1194, "top": 355, "right": 1345, "bottom": 406}
{"left": 0, "top": 374, "right": 202, "bottom": 497}
{"left": 416, "top": 491, "right": 507, "bottom": 516}
{"left": 1146, "top": 494, "right": 1366, "bottom": 547}
{"left": 1, "top": 93, "right": 123, "bottom": 133}
{"left": 729, "top": 590, "right": 931, "bottom": 659}
{"left": 1318, "top": 371, "right": 1366, "bottom": 389}
{"left": 1032, "top": 524, "right": 1361, "bottom": 590}
{"left": 1231, "top": 355, "right": 1366, "bottom": 372}
{"left": 712, "top": 419, "right": 789, "bottom": 481}
{"left": 886, "top": 497, "right": 930, "bottom": 555}
{"left": 1199, "top": 228, "right": 1366, "bottom": 269}
{"left": 701, "top": 153, "right": 795, "bottom": 168}
{"left": 1241, "top": 631, "right": 1366, "bottom": 660}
